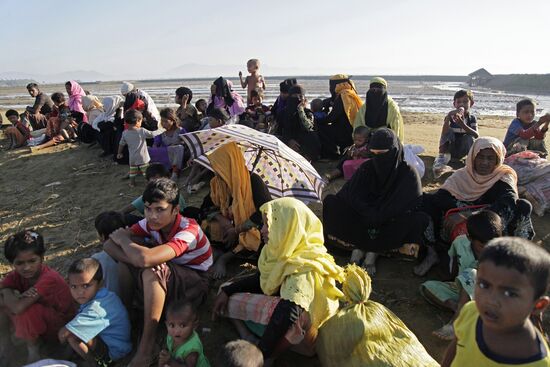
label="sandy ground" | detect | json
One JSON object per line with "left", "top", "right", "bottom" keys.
{"left": 0, "top": 112, "right": 549, "bottom": 366}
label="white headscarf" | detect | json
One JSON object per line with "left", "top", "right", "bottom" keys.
{"left": 137, "top": 89, "right": 161, "bottom": 122}
{"left": 120, "top": 81, "right": 135, "bottom": 96}
{"left": 92, "top": 96, "right": 124, "bottom": 131}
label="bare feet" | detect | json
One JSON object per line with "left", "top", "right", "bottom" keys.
{"left": 362, "top": 252, "right": 378, "bottom": 276}
{"left": 210, "top": 259, "right": 228, "bottom": 280}
{"left": 433, "top": 323, "right": 454, "bottom": 341}
{"left": 413, "top": 246, "right": 439, "bottom": 276}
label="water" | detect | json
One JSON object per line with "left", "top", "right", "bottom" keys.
{"left": 1, "top": 78, "right": 549, "bottom": 117}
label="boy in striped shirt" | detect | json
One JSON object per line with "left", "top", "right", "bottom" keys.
{"left": 105, "top": 178, "right": 212, "bottom": 366}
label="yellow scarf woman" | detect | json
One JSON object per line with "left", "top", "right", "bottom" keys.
{"left": 329, "top": 74, "right": 364, "bottom": 124}
{"left": 207, "top": 142, "right": 261, "bottom": 252}
{"left": 258, "top": 197, "right": 344, "bottom": 330}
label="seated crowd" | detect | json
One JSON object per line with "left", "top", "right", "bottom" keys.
{"left": 1, "top": 57, "right": 550, "bottom": 367}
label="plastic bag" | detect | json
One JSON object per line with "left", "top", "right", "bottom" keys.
{"left": 404, "top": 144, "right": 425, "bottom": 178}
{"left": 317, "top": 265, "right": 438, "bottom": 367}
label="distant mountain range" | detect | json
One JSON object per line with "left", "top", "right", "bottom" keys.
{"left": 0, "top": 70, "right": 112, "bottom": 83}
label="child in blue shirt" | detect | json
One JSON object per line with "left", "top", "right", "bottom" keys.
{"left": 503, "top": 98, "right": 549, "bottom": 157}
{"left": 58, "top": 258, "right": 131, "bottom": 366}
{"left": 433, "top": 90, "right": 479, "bottom": 178}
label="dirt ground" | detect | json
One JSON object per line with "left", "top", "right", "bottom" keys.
{"left": 0, "top": 112, "right": 549, "bottom": 366}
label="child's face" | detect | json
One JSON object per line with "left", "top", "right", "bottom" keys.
{"left": 209, "top": 117, "right": 223, "bottom": 129}
{"left": 475, "top": 260, "right": 538, "bottom": 332}
{"left": 12, "top": 250, "right": 43, "bottom": 280}
{"left": 165, "top": 308, "right": 197, "bottom": 344}
{"left": 135, "top": 118, "right": 142, "bottom": 128}
{"left": 196, "top": 101, "right": 207, "bottom": 113}
{"left": 161, "top": 117, "right": 175, "bottom": 130}
{"left": 453, "top": 95, "right": 472, "bottom": 112}
{"left": 251, "top": 96, "right": 262, "bottom": 106}
{"left": 144, "top": 200, "right": 178, "bottom": 231}
{"left": 247, "top": 61, "right": 258, "bottom": 73}
{"left": 68, "top": 271, "right": 101, "bottom": 305}
{"left": 353, "top": 134, "right": 367, "bottom": 147}
{"left": 470, "top": 239, "right": 485, "bottom": 259}
{"left": 517, "top": 104, "right": 535, "bottom": 124}
{"left": 8, "top": 115, "right": 19, "bottom": 124}
{"left": 27, "top": 87, "right": 38, "bottom": 98}
{"left": 210, "top": 84, "right": 217, "bottom": 95}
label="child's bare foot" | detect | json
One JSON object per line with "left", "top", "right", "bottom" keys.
{"left": 210, "top": 260, "right": 228, "bottom": 280}
{"left": 433, "top": 323, "right": 454, "bottom": 340}
{"left": 413, "top": 246, "right": 439, "bottom": 276}
{"left": 350, "top": 249, "right": 365, "bottom": 265}
{"left": 362, "top": 252, "right": 378, "bottom": 276}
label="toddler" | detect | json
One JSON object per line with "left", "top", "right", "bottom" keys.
{"left": 324, "top": 126, "right": 370, "bottom": 181}
{"left": 442, "top": 237, "right": 550, "bottom": 366}
{"left": 117, "top": 109, "right": 161, "bottom": 186}
{"left": 239, "top": 59, "right": 266, "bottom": 105}
{"left": 221, "top": 340, "right": 263, "bottom": 367}
{"left": 503, "top": 98, "right": 549, "bottom": 157}
{"left": 158, "top": 300, "right": 210, "bottom": 367}
{"left": 59, "top": 258, "right": 131, "bottom": 366}
{"left": 0, "top": 230, "right": 75, "bottom": 363}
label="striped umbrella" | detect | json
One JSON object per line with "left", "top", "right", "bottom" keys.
{"left": 180, "top": 124, "right": 325, "bottom": 202}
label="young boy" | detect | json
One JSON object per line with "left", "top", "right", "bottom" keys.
{"left": 120, "top": 163, "right": 187, "bottom": 216}
{"left": 104, "top": 178, "right": 212, "bottom": 366}
{"left": 421, "top": 210, "right": 503, "bottom": 340}
{"left": 117, "top": 109, "right": 161, "bottom": 187}
{"left": 221, "top": 340, "right": 263, "bottom": 367}
{"left": 433, "top": 90, "right": 479, "bottom": 178}
{"left": 59, "top": 258, "right": 131, "bottom": 366}
{"left": 239, "top": 58, "right": 266, "bottom": 105}
{"left": 503, "top": 99, "right": 550, "bottom": 157}
{"left": 4, "top": 109, "right": 30, "bottom": 149}
{"left": 442, "top": 237, "right": 550, "bottom": 366}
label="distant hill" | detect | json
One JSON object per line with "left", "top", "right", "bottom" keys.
{"left": 0, "top": 70, "right": 112, "bottom": 83}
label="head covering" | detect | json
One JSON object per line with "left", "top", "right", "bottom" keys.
{"left": 121, "top": 81, "right": 135, "bottom": 96}
{"left": 207, "top": 142, "right": 260, "bottom": 252}
{"left": 67, "top": 81, "right": 87, "bottom": 122}
{"left": 123, "top": 91, "right": 146, "bottom": 112}
{"left": 364, "top": 77, "right": 389, "bottom": 129}
{"left": 82, "top": 95, "right": 103, "bottom": 111}
{"left": 441, "top": 137, "right": 517, "bottom": 202}
{"left": 329, "top": 74, "right": 363, "bottom": 124}
{"left": 211, "top": 77, "right": 246, "bottom": 117}
{"left": 258, "top": 197, "right": 343, "bottom": 328}
{"left": 280, "top": 78, "right": 297, "bottom": 93}
{"left": 92, "top": 95, "right": 124, "bottom": 131}
{"left": 175, "top": 87, "right": 193, "bottom": 103}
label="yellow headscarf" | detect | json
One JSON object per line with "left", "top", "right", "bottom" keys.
{"left": 441, "top": 136, "right": 518, "bottom": 202}
{"left": 369, "top": 76, "right": 388, "bottom": 88}
{"left": 258, "top": 198, "right": 344, "bottom": 329}
{"left": 207, "top": 142, "right": 261, "bottom": 252}
{"left": 333, "top": 79, "right": 364, "bottom": 124}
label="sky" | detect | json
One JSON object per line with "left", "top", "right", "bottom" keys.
{"left": 1, "top": 0, "right": 549, "bottom": 79}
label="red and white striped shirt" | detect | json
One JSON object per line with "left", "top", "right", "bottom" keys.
{"left": 130, "top": 213, "right": 213, "bottom": 271}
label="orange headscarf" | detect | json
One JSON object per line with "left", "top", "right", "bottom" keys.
{"left": 441, "top": 137, "right": 517, "bottom": 202}
{"left": 207, "top": 142, "right": 261, "bottom": 252}
{"left": 330, "top": 75, "right": 364, "bottom": 124}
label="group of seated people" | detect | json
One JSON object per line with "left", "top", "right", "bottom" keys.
{"left": 1, "top": 58, "right": 550, "bottom": 367}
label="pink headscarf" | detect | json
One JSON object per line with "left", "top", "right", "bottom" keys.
{"left": 441, "top": 137, "right": 517, "bottom": 202}
{"left": 68, "top": 81, "right": 88, "bottom": 122}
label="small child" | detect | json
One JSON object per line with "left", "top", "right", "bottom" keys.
{"left": 175, "top": 87, "right": 200, "bottom": 132}
{"left": 195, "top": 99, "right": 208, "bottom": 119}
{"left": 4, "top": 109, "right": 31, "bottom": 149}
{"left": 121, "top": 163, "right": 187, "bottom": 216}
{"left": 0, "top": 230, "right": 75, "bottom": 363}
{"left": 117, "top": 109, "right": 161, "bottom": 186}
{"left": 310, "top": 98, "right": 327, "bottom": 124}
{"left": 433, "top": 90, "right": 479, "bottom": 178}
{"left": 158, "top": 300, "right": 210, "bottom": 367}
{"left": 243, "top": 90, "right": 270, "bottom": 130}
{"left": 503, "top": 98, "right": 550, "bottom": 157}
{"left": 239, "top": 59, "right": 266, "bottom": 105}
{"left": 442, "top": 237, "right": 550, "bottom": 366}
{"left": 324, "top": 126, "right": 370, "bottom": 181}
{"left": 221, "top": 340, "right": 263, "bottom": 367}
{"left": 154, "top": 108, "right": 187, "bottom": 181}
{"left": 421, "top": 210, "right": 503, "bottom": 340}
{"left": 59, "top": 258, "right": 131, "bottom": 366}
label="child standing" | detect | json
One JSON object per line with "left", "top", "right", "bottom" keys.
{"left": 158, "top": 300, "right": 210, "bottom": 367}
{"left": 0, "top": 230, "right": 75, "bottom": 363}
{"left": 239, "top": 59, "right": 266, "bottom": 105}
{"left": 324, "top": 126, "right": 370, "bottom": 181}
{"left": 433, "top": 90, "right": 479, "bottom": 178}
{"left": 117, "top": 109, "right": 161, "bottom": 186}
{"left": 442, "top": 237, "right": 550, "bottom": 366}
{"left": 503, "top": 99, "right": 550, "bottom": 157}
{"left": 59, "top": 258, "right": 131, "bottom": 366}
{"left": 154, "top": 108, "right": 187, "bottom": 181}
{"left": 421, "top": 210, "right": 503, "bottom": 340}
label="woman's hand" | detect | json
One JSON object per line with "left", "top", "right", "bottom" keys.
{"left": 212, "top": 291, "right": 229, "bottom": 321}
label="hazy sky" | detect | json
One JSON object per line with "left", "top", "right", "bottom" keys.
{"left": 2, "top": 0, "right": 549, "bottom": 77}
